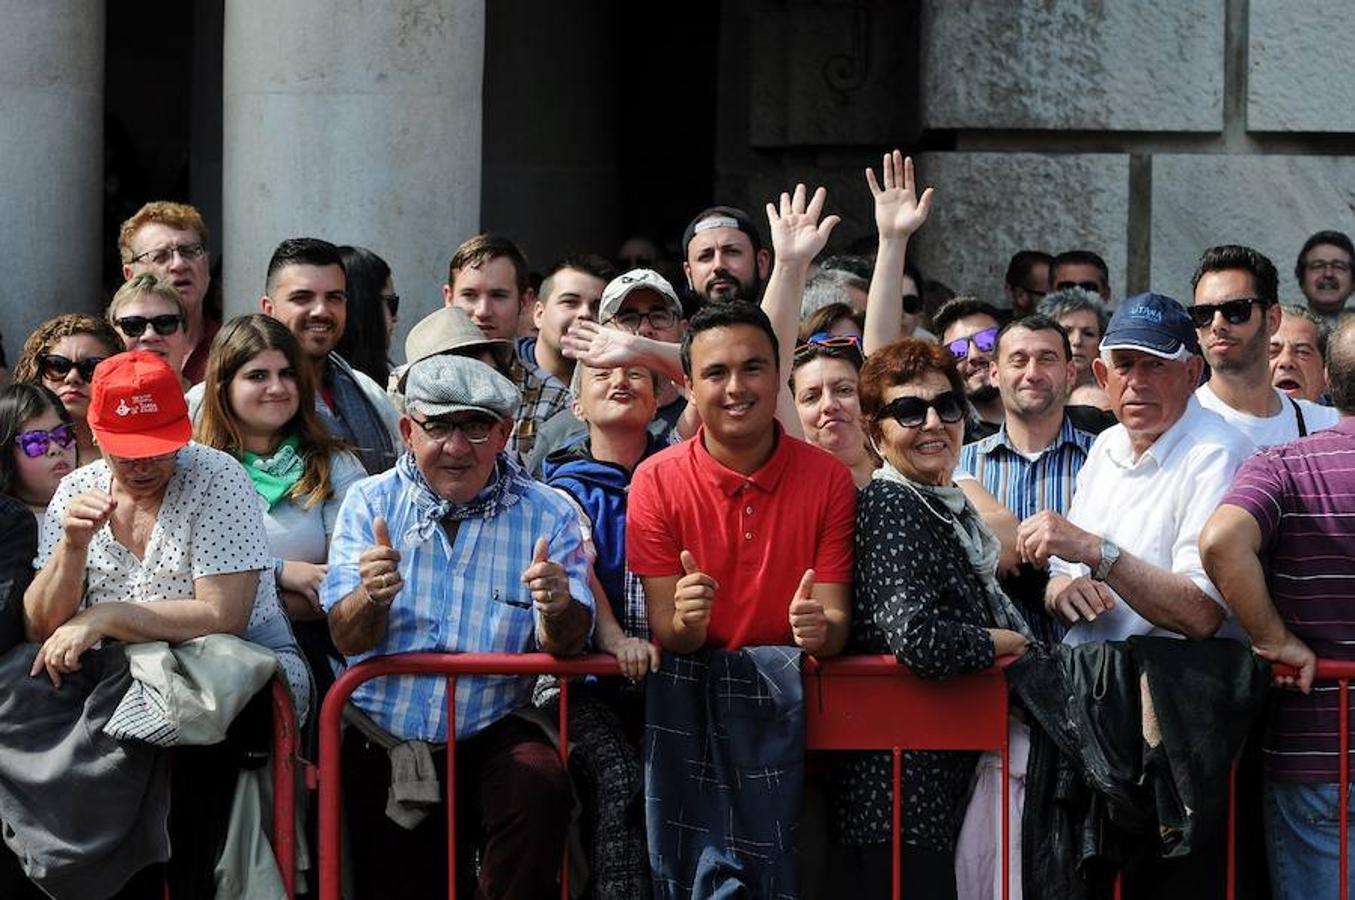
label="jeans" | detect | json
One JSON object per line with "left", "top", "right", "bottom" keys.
{"left": 1264, "top": 779, "right": 1355, "bottom": 900}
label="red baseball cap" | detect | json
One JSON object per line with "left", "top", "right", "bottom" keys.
{"left": 88, "top": 351, "right": 192, "bottom": 458}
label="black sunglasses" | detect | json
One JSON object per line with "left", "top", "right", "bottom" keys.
{"left": 901, "top": 293, "right": 923, "bottom": 315}
{"left": 38, "top": 354, "right": 105, "bottom": 382}
{"left": 876, "top": 391, "right": 966, "bottom": 428}
{"left": 116, "top": 314, "right": 182, "bottom": 338}
{"left": 383, "top": 294, "right": 400, "bottom": 317}
{"left": 1188, "top": 297, "right": 1268, "bottom": 329}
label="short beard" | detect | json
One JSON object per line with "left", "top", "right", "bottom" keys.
{"left": 969, "top": 383, "right": 1000, "bottom": 404}
{"left": 703, "top": 274, "right": 763, "bottom": 305}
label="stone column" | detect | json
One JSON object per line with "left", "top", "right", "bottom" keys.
{"left": 222, "top": 0, "right": 484, "bottom": 357}
{"left": 0, "top": 1, "right": 104, "bottom": 363}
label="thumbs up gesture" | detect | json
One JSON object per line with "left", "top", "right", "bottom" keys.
{"left": 673, "top": 550, "right": 717, "bottom": 632}
{"left": 359, "top": 516, "right": 403, "bottom": 607}
{"left": 522, "top": 537, "right": 571, "bottom": 616}
{"left": 788, "top": 569, "right": 828, "bottom": 653}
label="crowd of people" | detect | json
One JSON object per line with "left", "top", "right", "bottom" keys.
{"left": 0, "top": 147, "right": 1353, "bottom": 900}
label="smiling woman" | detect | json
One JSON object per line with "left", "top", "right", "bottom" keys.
{"left": 196, "top": 314, "right": 365, "bottom": 704}
{"left": 831, "top": 337, "right": 1031, "bottom": 899}
{"left": 13, "top": 314, "right": 125, "bottom": 467}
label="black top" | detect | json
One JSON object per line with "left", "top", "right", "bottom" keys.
{"left": 830, "top": 478, "right": 1002, "bottom": 851}
{"left": 0, "top": 495, "right": 37, "bottom": 654}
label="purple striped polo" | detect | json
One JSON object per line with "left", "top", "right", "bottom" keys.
{"left": 1222, "top": 416, "right": 1355, "bottom": 782}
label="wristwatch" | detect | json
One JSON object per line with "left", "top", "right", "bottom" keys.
{"left": 1092, "top": 539, "right": 1120, "bottom": 582}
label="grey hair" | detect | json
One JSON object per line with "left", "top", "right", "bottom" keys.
{"left": 1037, "top": 287, "right": 1109, "bottom": 335}
{"left": 1279, "top": 303, "right": 1330, "bottom": 358}
{"left": 801, "top": 268, "right": 868, "bottom": 319}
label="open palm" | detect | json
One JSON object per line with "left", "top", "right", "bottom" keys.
{"left": 866, "top": 149, "right": 934, "bottom": 241}
{"left": 766, "top": 183, "right": 840, "bottom": 265}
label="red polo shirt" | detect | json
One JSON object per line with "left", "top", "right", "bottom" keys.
{"left": 627, "top": 424, "right": 856, "bottom": 650}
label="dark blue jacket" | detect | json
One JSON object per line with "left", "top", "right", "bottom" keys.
{"left": 542, "top": 436, "right": 663, "bottom": 620}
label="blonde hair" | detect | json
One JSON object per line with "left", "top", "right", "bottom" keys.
{"left": 107, "top": 273, "right": 188, "bottom": 324}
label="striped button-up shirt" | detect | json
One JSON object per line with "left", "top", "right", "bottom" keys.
{"left": 958, "top": 413, "right": 1097, "bottom": 520}
{"left": 321, "top": 459, "right": 594, "bottom": 741}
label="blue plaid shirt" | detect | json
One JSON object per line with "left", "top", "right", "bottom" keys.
{"left": 321, "top": 458, "right": 595, "bottom": 741}
{"left": 958, "top": 413, "right": 1097, "bottom": 520}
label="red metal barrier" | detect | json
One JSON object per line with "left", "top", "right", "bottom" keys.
{"left": 269, "top": 677, "right": 300, "bottom": 899}
{"left": 316, "top": 653, "right": 1013, "bottom": 900}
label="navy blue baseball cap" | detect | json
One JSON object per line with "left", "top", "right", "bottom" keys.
{"left": 1099, "top": 292, "right": 1201, "bottom": 359}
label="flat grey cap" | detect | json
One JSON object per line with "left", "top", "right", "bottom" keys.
{"left": 404, "top": 354, "right": 521, "bottom": 421}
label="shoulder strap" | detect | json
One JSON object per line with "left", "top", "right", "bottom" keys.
{"left": 1290, "top": 397, "right": 1308, "bottom": 437}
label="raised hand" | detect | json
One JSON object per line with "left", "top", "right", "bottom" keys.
{"left": 673, "top": 549, "right": 717, "bottom": 631}
{"left": 788, "top": 569, "right": 828, "bottom": 653}
{"left": 765, "top": 183, "right": 841, "bottom": 266}
{"left": 522, "top": 537, "right": 571, "bottom": 616}
{"left": 562, "top": 319, "right": 643, "bottom": 367}
{"left": 359, "top": 517, "right": 403, "bottom": 607}
{"left": 865, "top": 150, "right": 934, "bottom": 242}
{"left": 63, "top": 490, "right": 116, "bottom": 551}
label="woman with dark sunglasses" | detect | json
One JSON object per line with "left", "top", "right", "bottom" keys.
{"left": 829, "top": 338, "right": 1031, "bottom": 900}
{"left": 13, "top": 314, "right": 124, "bottom": 467}
{"left": 0, "top": 383, "right": 75, "bottom": 528}
{"left": 107, "top": 273, "right": 192, "bottom": 389}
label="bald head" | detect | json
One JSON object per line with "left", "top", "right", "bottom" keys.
{"left": 1326, "top": 315, "right": 1355, "bottom": 414}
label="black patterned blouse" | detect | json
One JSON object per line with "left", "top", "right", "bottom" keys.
{"left": 829, "top": 477, "right": 1000, "bottom": 851}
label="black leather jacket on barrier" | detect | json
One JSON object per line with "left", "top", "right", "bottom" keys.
{"left": 1010, "top": 637, "right": 1271, "bottom": 900}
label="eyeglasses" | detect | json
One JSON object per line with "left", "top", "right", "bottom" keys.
{"left": 875, "top": 391, "right": 967, "bottom": 428}
{"left": 795, "top": 332, "right": 862, "bottom": 356}
{"left": 1056, "top": 280, "right": 1102, "bottom": 294}
{"left": 609, "top": 308, "right": 677, "bottom": 332}
{"left": 115, "top": 314, "right": 183, "bottom": 338}
{"left": 14, "top": 423, "right": 76, "bottom": 458}
{"left": 409, "top": 415, "right": 495, "bottom": 445}
{"left": 38, "top": 354, "right": 106, "bottom": 383}
{"left": 1305, "top": 259, "right": 1351, "bottom": 274}
{"left": 944, "top": 325, "right": 999, "bottom": 361}
{"left": 382, "top": 294, "right": 400, "bottom": 317}
{"left": 129, "top": 243, "right": 207, "bottom": 266}
{"left": 901, "top": 293, "right": 923, "bottom": 315}
{"left": 1188, "top": 297, "right": 1268, "bottom": 329}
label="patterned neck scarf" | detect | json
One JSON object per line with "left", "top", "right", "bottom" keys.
{"left": 873, "top": 462, "right": 1032, "bottom": 638}
{"left": 240, "top": 435, "right": 304, "bottom": 509}
{"left": 394, "top": 450, "right": 533, "bottom": 544}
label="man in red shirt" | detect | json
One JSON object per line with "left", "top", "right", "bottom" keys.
{"left": 627, "top": 302, "right": 855, "bottom": 655}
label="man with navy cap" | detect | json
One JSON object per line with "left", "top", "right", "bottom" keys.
{"left": 322, "top": 353, "right": 594, "bottom": 899}
{"left": 1014, "top": 293, "right": 1255, "bottom": 645}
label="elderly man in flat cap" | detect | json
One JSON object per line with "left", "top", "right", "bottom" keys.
{"left": 322, "top": 354, "right": 594, "bottom": 900}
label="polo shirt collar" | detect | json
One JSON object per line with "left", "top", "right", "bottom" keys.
{"left": 1333, "top": 414, "right": 1355, "bottom": 437}
{"left": 691, "top": 421, "right": 790, "bottom": 496}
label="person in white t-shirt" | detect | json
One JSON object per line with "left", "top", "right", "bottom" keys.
{"left": 1189, "top": 244, "right": 1339, "bottom": 447}
{"left": 1014, "top": 293, "right": 1255, "bottom": 645}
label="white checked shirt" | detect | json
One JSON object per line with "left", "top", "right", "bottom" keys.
{"left": 321, "top": 459, "right": 595, "bottom": 741}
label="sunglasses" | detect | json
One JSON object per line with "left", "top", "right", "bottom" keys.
{"left": 876, "top": 391, "right": 966, "bottom": 428}
{"left": 901, "top": 293, "right": 923, "bottom": 315}
{"left": 1188, "top": 297, "right": 1267, "bottom": 329}
{"left": 14, "top": 423, "right": 77, "bottom": 458}
{"left": 382, "top": 293, "right": 400, "bottom": 317}
{"left": 38, "top": 354, "right": 106, "bottom": 383}
{"left": 115, "top": 314, "right": 182, "bottom": 338}
{"left": 944, "top": 326, "right": 999, "bottom": 361}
